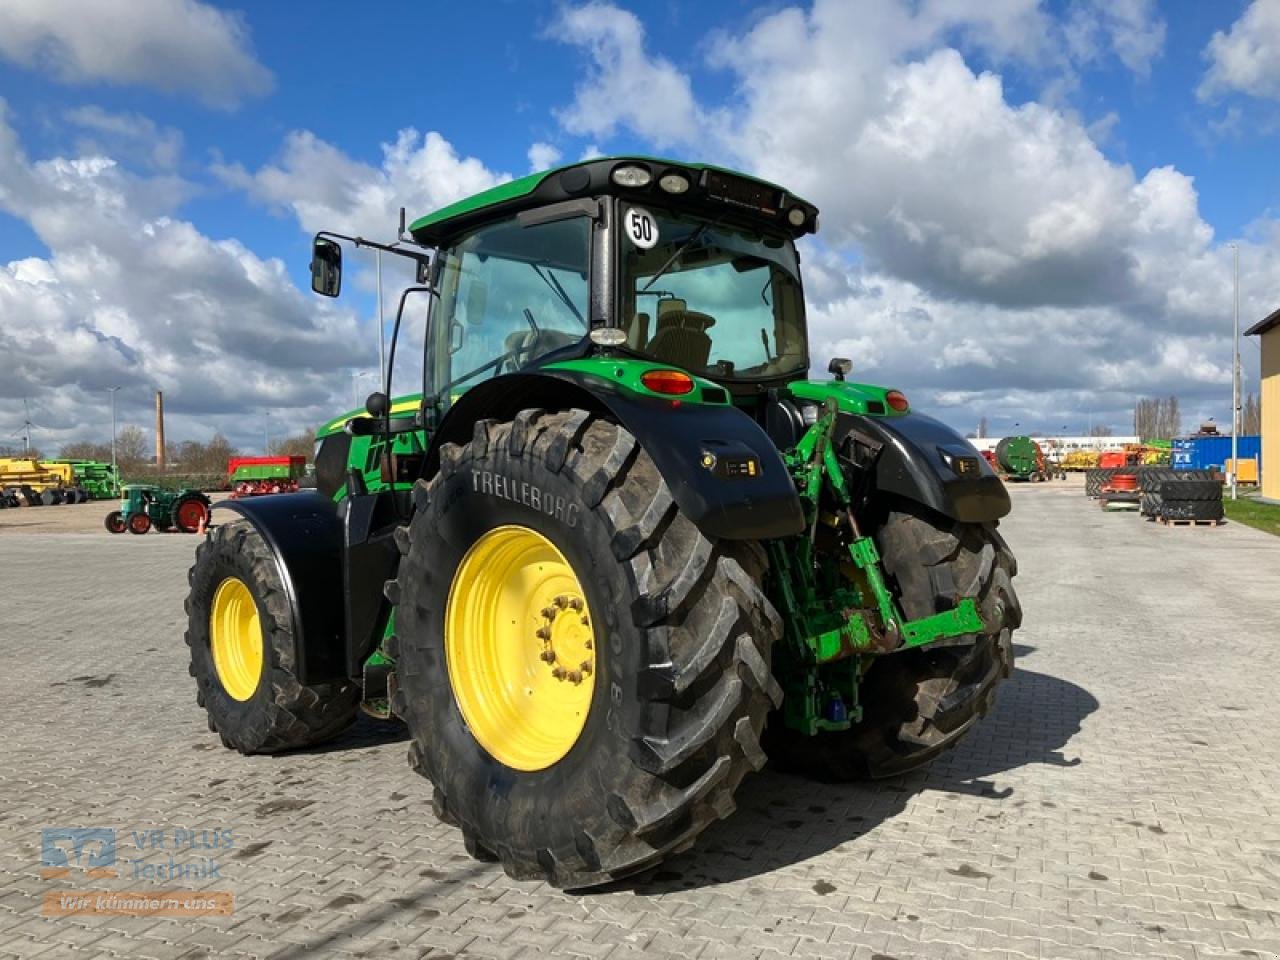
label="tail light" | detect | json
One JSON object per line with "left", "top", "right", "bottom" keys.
{"left": 640, "top": 370, "right": 695, "bottom": 395}
{"left": 886, "top": 390, "right": 910, "bottom": 412}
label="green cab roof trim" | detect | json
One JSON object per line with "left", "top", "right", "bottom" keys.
{"left": 408, "top": 155, "right": 804, "bottom": 236}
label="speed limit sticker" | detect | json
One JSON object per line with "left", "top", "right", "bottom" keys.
{"left": 625, "top": 207, "right": 659, "bottom": 249}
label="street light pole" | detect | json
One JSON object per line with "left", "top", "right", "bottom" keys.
{"left": 1230, "top": 242, "right": 1240, "bottom": 502}
{"left": 107, "top": 386, "right": 120, "bottom": 475}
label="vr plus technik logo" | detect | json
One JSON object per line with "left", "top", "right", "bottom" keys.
{"left": 40, "top": 828, "right": 117, "bottom": 879}
{"left": 39, "top": 826, "right": 235, "bottom": 917}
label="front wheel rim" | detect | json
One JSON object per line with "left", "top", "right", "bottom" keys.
{"left": 210, "top": 577, "right": 264, "bottom": 701}
{"left": 444, "top": 525, "right": 597, "bottom": 772}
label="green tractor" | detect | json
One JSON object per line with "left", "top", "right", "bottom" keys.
{"left": 106, "top": 484, "right": 211, "bottom": 535}
{"left": 184, "top": 157, "right": 1020, "bottom": 888}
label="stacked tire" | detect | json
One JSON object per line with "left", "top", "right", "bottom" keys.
{"left": 1138, "top": 469, "right": 1213, "bottom": 519}
{"left": 1085, "top": 468, "right": 1120, "bottom": 497}
{"left": 1158, "top": 478, "right": 1223, "bottom": 524}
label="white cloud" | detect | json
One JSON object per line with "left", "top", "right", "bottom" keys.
{"left": 527, "top": 141, "right": 563, "bottom": 172}
{"left": 63, "top": 106, "right": 184, "bottom": 170}
{"left": 1199, "top": 0, "right": 1280, "bottom": 101}
{"left": 0, "top": 101, "right": 363, "bottom": 452}
{"left": 215, "top": 128, "right": 507, "bottom": 240}
{"left": 546, "top": 0, "right": 1269, "bottom": 431}
{"left": 1063, "top": 0, "right": 1166, "bottom": 80}
{"left": 551, "top": 2, "right": 701, "bottom": 148}
{"left": 0, "top": 0, "right": 272, "bottom": 109}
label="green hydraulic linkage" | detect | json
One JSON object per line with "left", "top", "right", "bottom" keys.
{"left": 769, "top": 400, "right": 985, "bottom": 734}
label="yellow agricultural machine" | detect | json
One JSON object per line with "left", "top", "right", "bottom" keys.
{"left": 0, "top": 457, "right": 118, "bottom": 505}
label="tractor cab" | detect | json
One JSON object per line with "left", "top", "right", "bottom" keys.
{"left": 310, "top": 157, "right": 820, "bottom": 427}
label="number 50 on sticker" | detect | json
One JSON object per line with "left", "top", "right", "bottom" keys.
{"left": 625, "top": 207, "right": 658, "bottom": 249}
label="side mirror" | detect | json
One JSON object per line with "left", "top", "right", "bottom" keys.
{"left": 311, "top": 238, "right": 342, "bottom": 297}
{"left": 828, "top": 357, "right": 852, "bottom": 381}
{"left": 365, "top": 391, "right": 389, "bottom": 418}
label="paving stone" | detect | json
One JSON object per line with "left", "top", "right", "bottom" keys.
{"left": 2, "top": 486, "right": 1279, "bottom": 959}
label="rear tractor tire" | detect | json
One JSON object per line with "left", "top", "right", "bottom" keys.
{"left": 184, "top": 519, "right": 358, "bottom": 753}
{"left": 391, "top": 410, "right": 782, "bottom": 888}
{"left": 770, "top": 504, "right": 1020, "bottom": 781}
{"left": 173, "top": 493, "right": 210, "bottom": 533}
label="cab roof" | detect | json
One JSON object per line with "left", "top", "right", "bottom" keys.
{"left": 408, "top": 155, "right": 819, "bottom": 246}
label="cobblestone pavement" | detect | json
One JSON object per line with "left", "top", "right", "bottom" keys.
{"left": 1, "top": 483, "right": 1278, "bottom": 960}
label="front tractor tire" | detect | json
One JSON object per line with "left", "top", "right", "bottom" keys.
{"left": 772, "top": 504, "right": 1021, "bottom": 781}
{"left": 184, "top": 519, "right": 359, "bottom": 753}
{"left": 391, "top": 410, "right": 782, "bottom": 888}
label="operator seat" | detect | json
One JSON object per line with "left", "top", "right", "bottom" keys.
{"left": 646, "top": 299, "right": 715, "bottom": 370}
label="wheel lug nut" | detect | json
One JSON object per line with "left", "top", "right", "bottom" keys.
{"left": 535, "top": 626, "right": 551, "bottom": 640}
{"left": 567, "top": 671, "right": 582, "bottom": 684}
{"left": 552, "top": 667, "right": 566, "bottom": 679}
{"left": 554, "top": 595, "right": 569, "bottom": 608}
{"left": 580, "top": 661, "right": 592, "bottom": 675}
{"left": 540, "top": 650, "right": 556, "bottom": 663}
{"left": 541, "top": 606, "right": 557, "bottom": 620}
{"left": 584, "top": 637, "right": 592, "bottom": 647}
{"left": 568, "top": 598, "right": 584, "bottom": 611}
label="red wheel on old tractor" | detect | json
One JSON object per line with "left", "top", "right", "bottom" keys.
{"left": 174, "top": 495, "right": 210, "bottom": 533}
{"left": 104, "top": 511, "right": 127, "bottom": 534}
{"left": 128, "top": 512, "right": 152, "bottom": 535}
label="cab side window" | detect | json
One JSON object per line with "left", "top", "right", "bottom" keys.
{"left": 433, "top": 217, "right": 590, "bottom": 398}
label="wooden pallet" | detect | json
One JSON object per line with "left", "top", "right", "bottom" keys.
{"left": 1158, "top": 517, "right": 1223, "bottom": 527}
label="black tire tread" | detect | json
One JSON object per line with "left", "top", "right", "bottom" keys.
{"left": 395, "top": 410, "right": 781, "bottom": 888}
{"left": 184, "top": 520, "right": 359, "bottom": 753}
{"left": 769, "top": 504, "right": 1019, "bottom": 781}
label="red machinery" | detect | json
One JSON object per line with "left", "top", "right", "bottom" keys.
{"left": 226, "top": 456, "right": 306, "bottom": 498}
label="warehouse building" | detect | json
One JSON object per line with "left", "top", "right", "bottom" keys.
{"left": 1245, "top": 307, "right": 1280, "bottom": 500}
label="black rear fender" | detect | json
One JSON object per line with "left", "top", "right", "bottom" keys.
{"left": 211, "top": 492, "right": 348, "bottom": 684}
{"left": 841, "top": 412, "right": 1010, "bottom": 524}
{"left": 428, "top": 371, "right": 805, "bottom": 541}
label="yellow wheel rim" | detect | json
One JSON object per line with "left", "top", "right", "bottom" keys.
{"left": 210, "top": 577, "right": 264, "bottom": 702}
{"left": 445, "top": 525, "right": 597, "bottom": 771}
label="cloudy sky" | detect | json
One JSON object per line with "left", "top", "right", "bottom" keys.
{"left": 1, "top": 0, "right": 1278, "bottom": 451}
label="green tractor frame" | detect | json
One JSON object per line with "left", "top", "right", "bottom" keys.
{"left": 184, "top": 157, "right": 1020, "bottom": 888}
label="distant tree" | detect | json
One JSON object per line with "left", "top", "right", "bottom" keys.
{"left": 168, "top": 433, "right": 241, "bottom": 473}
{"left": 1242, "top": 393, "right": 1261, "bottom": 435}
{"left": 270, "top": 433, "right": 315, "bottom": 460}
{"left": 1089, "top": 424, "right": 1113, "bottom": 437}
{"left": 1132, "top": 395, "right": 1181, "bottom": 440}
{"left": 58, "top": 440, "right": 113, "bottom": 462}
{"left": 977, "top": 416, "right": 989, "bottom": 439}
{"left": 114, "top": 425, "right": 149, "bottom": 474}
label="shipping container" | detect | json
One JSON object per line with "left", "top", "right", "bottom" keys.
{"left": 1170, "top": 435, "right": 1262, "bottom": 476}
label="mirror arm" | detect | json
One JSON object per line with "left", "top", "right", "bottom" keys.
{"left": 315, "top": 230, "right": 433, "bottom": 269}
